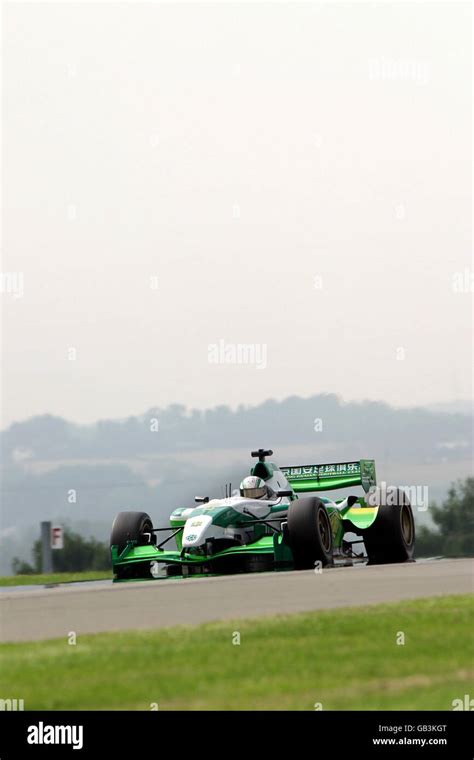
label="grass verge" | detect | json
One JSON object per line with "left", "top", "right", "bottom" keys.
{"left": 0, "top": 571, "right": 110, "bottom": 587}
{"left": 0, "top": 595, "right": 472, "bottom": 710}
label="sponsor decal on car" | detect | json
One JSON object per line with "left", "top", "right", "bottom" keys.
{"left": 283, "top": 462, "right": 361, "bottom": 479}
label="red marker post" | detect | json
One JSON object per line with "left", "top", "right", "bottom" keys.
{"left": 40, "top": 522, "right": 64, "bottom": 573}
{"left": 51, "top": 525, "right": 64, "bottom": 550}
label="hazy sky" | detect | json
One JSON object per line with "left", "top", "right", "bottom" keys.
{"left": 2, "top": 2, "right": 472, "bottom": 428}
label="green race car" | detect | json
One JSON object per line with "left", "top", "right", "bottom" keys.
{"left": 110, "top": 448, "right": 415, "bottom": 581}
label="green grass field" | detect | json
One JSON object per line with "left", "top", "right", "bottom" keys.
{"left": 0, "top": 571, "right": 111, "bottom": 587}
{"left": 1, "top": 594, "right": 472, "bottom": 710}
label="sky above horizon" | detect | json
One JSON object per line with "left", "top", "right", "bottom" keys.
{"left": 2, "top": 2, "right": 472, "bottom": 428}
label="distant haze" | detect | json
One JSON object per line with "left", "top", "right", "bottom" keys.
{"left": 2, "top": 2, "right": 472, "bottom": 428}
{"left": 0, "top": 393, "right": 472, "bottom": 574}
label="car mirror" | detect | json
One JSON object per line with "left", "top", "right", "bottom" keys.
{"left": 277, "top": 490, "right": 293, "bottom": 497}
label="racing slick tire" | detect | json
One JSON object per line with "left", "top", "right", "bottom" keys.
{"left": 287, "top": 497, "right": 333, "bottom": 569}
{"left": 110, "top": 511, "right": 154, "bottom": 554}
{"left": 362, "top": 488, "right": 415, "bottom": 564}
{"left": 111, "top": 511, "right": 155, "bottom": 580}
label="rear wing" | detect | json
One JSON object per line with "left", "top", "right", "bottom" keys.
{"left": 280, "top": 459, "right": 376, "bottom": 494}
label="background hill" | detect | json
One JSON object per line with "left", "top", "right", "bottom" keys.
{"left": 1, "top": 394, "right": 472, "bottom": 574}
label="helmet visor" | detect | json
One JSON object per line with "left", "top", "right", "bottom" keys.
{"left": 242, "top": 486, "right": 266, "bottom": 499}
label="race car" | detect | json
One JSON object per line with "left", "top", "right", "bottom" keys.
{"left": 110, "top": 448, "right": 415, "bottom": 581}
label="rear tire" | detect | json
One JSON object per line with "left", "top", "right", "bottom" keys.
{"left": 110, "top": 511, "right": 154, "bottom": 554}
{"left": 363, "top": 488, "right": 415, "bottom": 564}
{"left": 287, "top": 497, "right": 333, "bottom": 569}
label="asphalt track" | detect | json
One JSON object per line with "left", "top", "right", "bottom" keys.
{"left": 1, "top": 559, "right": 472, "bottom": 642}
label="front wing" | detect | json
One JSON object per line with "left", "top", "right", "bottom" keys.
{"left": 111, "top": 533, "right": 293, "bottom": 580}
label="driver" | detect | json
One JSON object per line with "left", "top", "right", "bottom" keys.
{"left": 239, "top": 476, "right": 275, "bottom": 500}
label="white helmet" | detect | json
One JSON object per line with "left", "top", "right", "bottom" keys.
{"left": 240, "top": 476, "right": 267, "bottom": 499}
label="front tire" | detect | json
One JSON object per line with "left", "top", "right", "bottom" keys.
{"left": 287, "top": 497, "right": 333, "bottom": 569}
{"left": 110, "top": 511, "right": 154, "bottom": 554}
{"left": 363, "top": 488, "right": 415, "bottom": 564}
